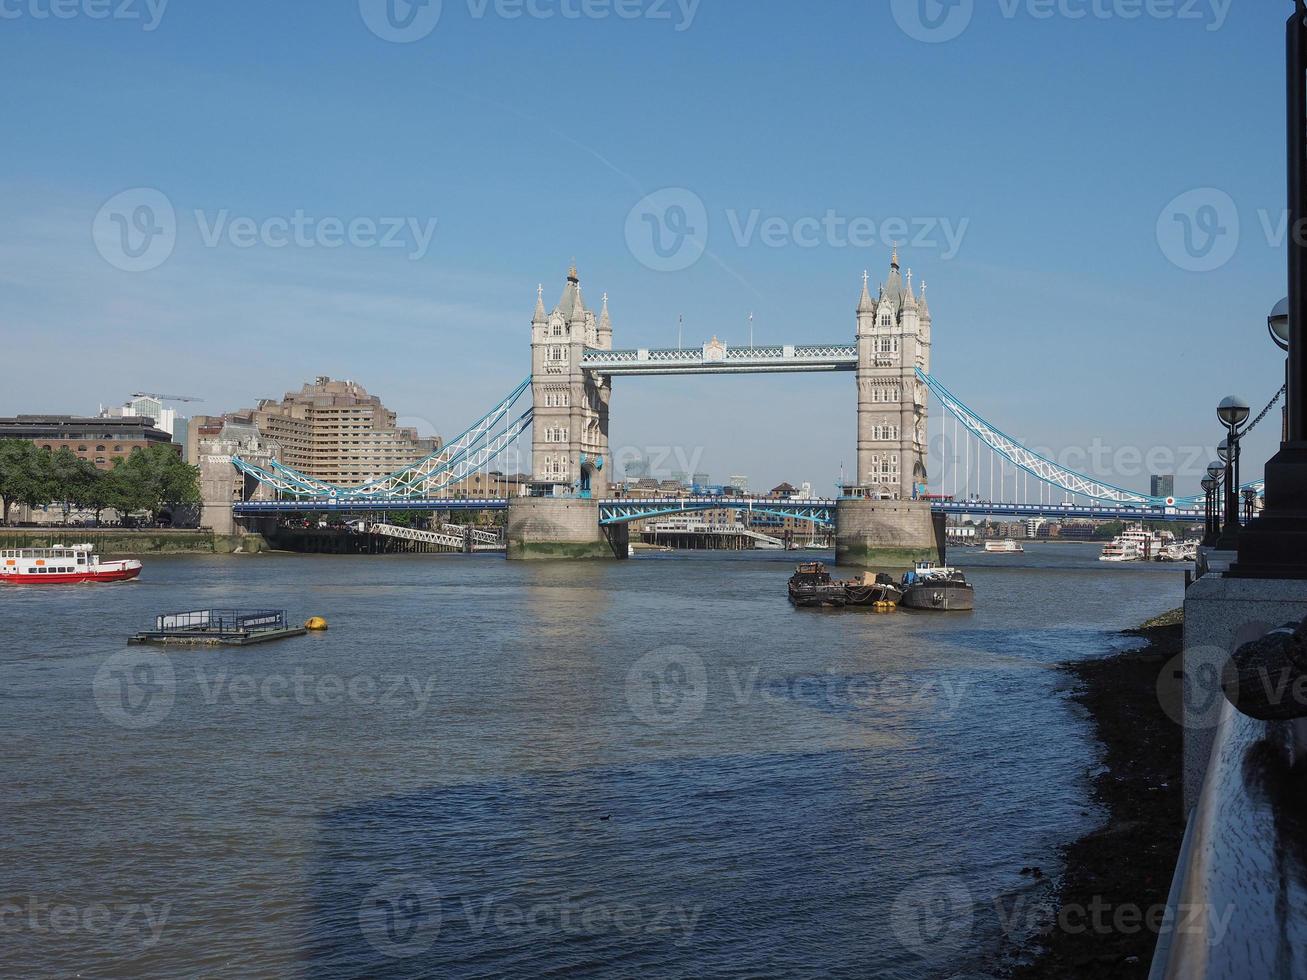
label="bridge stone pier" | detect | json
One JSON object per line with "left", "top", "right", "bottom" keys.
{"left": 506, "top": 497, "right": 627, "bottom": 560}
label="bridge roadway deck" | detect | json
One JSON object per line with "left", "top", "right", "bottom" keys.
{"left": 232, "top": 497, "right": 1204, "bottom": 523}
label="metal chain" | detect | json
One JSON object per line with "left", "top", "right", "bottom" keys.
{"left": 1243, "top": 384, "right": 1287, "bottom": 436}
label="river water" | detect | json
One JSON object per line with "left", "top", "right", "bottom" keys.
{"left": 0, "top": 542, "right": 1182, "bottom": 978}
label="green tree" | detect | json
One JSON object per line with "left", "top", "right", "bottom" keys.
{"left": 0, "top": 439, "right": 56, "bottom": 524}
{"left": 114, "top": 446, "right": 200, "bottom": 523}
{"left": 47, "top": 447, "right": 101, "bottom": 523}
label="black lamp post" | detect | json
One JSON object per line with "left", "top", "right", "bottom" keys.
{"left": 1205, "top": 460, "right": 1226, "bottom": 547}
{"left": 1216, "top": 398, "right": 1251, "bottom": 550}
{"left": 1230, "top": 2, "right": 1307, "bottom": 577}
{"left": 1202, "top": 475, "right": 1218, "bottom": 541}
{"left": 1270, "top": 297, "right": 1291, "bottom": 441}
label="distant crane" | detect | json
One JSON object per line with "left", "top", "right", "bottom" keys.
{"left": 130, "top": 392, "right": 204, "bottom": 403}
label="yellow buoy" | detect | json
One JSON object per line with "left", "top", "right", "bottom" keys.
{"left": 304, "top": 617, "right": 329, "bottom": 631}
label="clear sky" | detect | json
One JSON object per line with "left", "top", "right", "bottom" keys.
{"left": 0, "top": 0, "right": 1291, "bottom": 496}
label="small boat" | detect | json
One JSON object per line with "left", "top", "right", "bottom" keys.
{"left": 0, "top": 543, "right": 141, "bottom": 585}
{"left": 900, "top": 562, "right": 974, "bottom": 611}
{"left": 842, "top": 571, "right": 904, "bottom": 607}
{"left": 984, "top": 539, "right": 1024, "bottom": 554}
{"left": 788, "top": 561, "right": 848, "bottom": 608}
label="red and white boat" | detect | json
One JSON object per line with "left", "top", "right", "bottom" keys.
{"left": 0, "top": 544, "right": 141, "bottom": 585}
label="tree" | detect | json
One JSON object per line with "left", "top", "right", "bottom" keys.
{"left": 47, "top": 447, "right": 99, "bottom": 522}
{"left": 114, "top": 446, "right": 200, "bottom": 523}
{"left": 0, "top": 439, "right": 55, "bottom": 524}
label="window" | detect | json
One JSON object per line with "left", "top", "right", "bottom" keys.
{"left": 96, "top": 445, "right": 105, "bottom": 452}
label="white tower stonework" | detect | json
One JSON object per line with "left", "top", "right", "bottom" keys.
{"left": 855, "top": 249, "right": 931, "bottom": 499}
{"left": 530, "top": 265, "right": 612, "bottom": 497}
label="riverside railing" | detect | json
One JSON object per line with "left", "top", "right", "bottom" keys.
{"left": 1149, "top": 698, "right": 1307, "bottom": 978}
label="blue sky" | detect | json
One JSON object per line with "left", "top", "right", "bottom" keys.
{"left": 0, "top": 0, "right": 1291, "bottom": 495}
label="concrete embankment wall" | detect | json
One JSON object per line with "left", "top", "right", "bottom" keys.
{"left": 834, "top": 500, "right": 945, "bottom": 570}
{"left": 506, "top": 498, "right": 628, "bottom": 560}
{"left": 0, "top": 528, "right": 220, "bottom": 556}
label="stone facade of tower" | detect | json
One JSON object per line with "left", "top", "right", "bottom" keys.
{"left": 530, "top": 266, "right": 612, "bottom": 497}
{"left": 855, "top": 250, "right": 932, "bottom": 499}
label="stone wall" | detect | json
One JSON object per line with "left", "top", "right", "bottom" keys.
{"left": 1181, "top": 574, "right": 1307, "bottom": 811}
{"left": 0, "top": 528, "right": 216, "bottom": 555}
{"left": 506, "top": 497, "right": 627, "bottom": 560}
{"left": 834, "top": 499, "right": 943, "bottom": 569}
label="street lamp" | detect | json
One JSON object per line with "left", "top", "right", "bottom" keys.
{"left": 1270, "top": 296, "right": 1291, "bottom": 351}
{"left": 1228, "top": 3, "right": 1307, "bottom": 577}
{"left": 1202, "top": 476, "right": 1218, "bottom": 542}
{"left": 1216, "top": 397, "right": 1250, "bottom": 550}
{"left": 1205, "top": 460, "right": 1226, "bottom": 547}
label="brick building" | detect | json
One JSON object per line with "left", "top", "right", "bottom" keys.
{"left": 0, "top": 415, "right": 175, "bottom": 469}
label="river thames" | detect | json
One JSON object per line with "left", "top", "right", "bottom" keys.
{"left": 0, "top": 542, "right": 1182, "bottom": 978}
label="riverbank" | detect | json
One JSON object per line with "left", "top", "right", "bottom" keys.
{"left": 0, "top": 528, "right": 218, "bottom": 555}
{"left": 1008, "top": 609, "right": 1186, "bottom": 978}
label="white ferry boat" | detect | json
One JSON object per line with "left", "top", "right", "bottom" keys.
{"left": 984, "top": 539, "right": 1025, "bottom": 554}
{"left": 0, "top": 544, "right": 142, "bottom": 585}
{"left": 1099, "top": 525, "right": 1169, "bottom": 563}
{"left": 1098, "top": 539, "right": 1141, "bottom": 562}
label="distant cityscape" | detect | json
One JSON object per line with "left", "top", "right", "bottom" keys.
{"left": 0, "top": 374, "right": 1188, "bottom": 543}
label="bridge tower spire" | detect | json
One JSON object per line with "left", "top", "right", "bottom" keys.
{"left": 854, "top": 250, "right": 930, "bottom": 499}
{"left": 529, "top": 264, "right": 611, "bottom": 498}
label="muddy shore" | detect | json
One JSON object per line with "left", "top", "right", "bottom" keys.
{"left": 1007, "top": 610, "right": 1186, "bottom": 978}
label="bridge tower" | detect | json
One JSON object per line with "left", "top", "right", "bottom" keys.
{"left": 839, "top": 249, "right": 943, "bottom": 568}
{"left": 529, "top": 264, "right": 612, "bottom": 498}
{"left": 855, "top": 248, "right": 931, "bottom": 499}
{"left": 510, "top": 264, "right": 626, "bottom": 559}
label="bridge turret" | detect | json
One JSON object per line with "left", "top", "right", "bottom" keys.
{"left": 855, "top": 249, "right": 931, "bottom": 500}
{"left": 597, "top": 292, "right": 613, "bottom": 350}
{"left": 531, "top": 284, "right": 548, "bottom": 343}
{"left": 530, "top": 264, "right": 611, "bottom": 499}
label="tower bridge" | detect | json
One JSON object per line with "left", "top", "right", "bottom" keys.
{"left": 218, "top": 251, "right": 1234, "bottom": 563}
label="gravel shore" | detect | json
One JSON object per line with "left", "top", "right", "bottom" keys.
{"left": 1007, "top": 612, "right": 1186, "bottom": 978}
